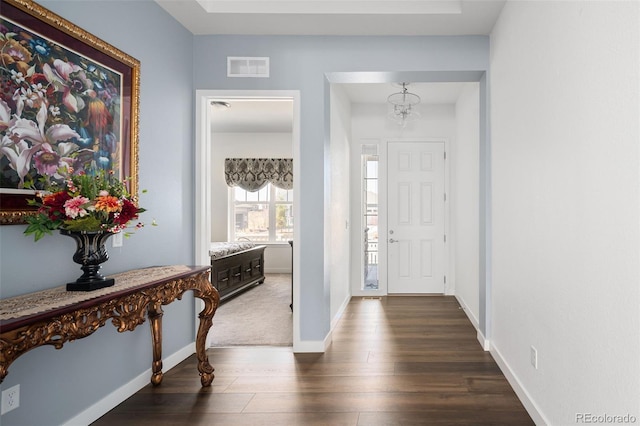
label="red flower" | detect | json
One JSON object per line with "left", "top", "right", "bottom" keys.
{"left": 40, "top": 191, "right": 71, "bottom": 221}
{"left": 114, "top": 199, "right": 139, "bottom": 225}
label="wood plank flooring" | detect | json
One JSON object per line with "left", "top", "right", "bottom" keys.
{"left": 92, "top": 296, "right": 534, "bottom": 425}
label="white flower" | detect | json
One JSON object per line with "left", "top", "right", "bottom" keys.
{"left": 10, "top": 70, "right": 25, "bottom": 84}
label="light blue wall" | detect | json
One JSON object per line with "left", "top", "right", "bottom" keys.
{"left": 193, "top": 35, "right": 490, "bottom": 341}
{"left": 0, "top": 10, "right": 492, "bottom": 423}
{"left": 0, "top": 1, "right": 194, "bottom": 424}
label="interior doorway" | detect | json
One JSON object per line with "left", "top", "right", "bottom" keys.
{"left": 338, "top": 79, "right": 482, "bottom": 347}
{"left": 194, "top": 89, "right": 302, "bottom": 350}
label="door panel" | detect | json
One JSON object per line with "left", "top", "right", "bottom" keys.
{"left": 420, "top": 183, "right": 433, "bottom": 224}
{"left": 388, "top": 141, "right": 445, "bottom": 294}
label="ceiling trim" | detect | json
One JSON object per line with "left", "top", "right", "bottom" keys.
{"left": 154, "top": 0, "right": 506, "bottom": 36}
{"left": 195, "top": 0, "right": 462, "bottom": 15}
{"left": 325, "top": 70, "right": 485, "bottom": 84}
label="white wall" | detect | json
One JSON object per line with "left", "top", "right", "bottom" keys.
{"left": 453, "top": 83, "right": 480, "bottom": 327}
{"left": 211, "top": 132, "right": 293, "bottom": 272}
{"left": 329, "top": 85, "right": 352, "bottom": 321}
{"left": 349, "top": 102, "right": 457, "bottom": 295}
{"left": 490, "top": 2, "right": 640, "bottom": 424}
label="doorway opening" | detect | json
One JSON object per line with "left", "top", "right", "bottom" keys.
{"left": 194, "top": 90, "right": 301, "bottom": 350}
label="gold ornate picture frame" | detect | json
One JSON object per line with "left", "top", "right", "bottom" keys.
{"left": 1, "top": 0, "right": 140, "bottom": 224}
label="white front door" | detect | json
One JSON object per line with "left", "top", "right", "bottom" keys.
{"left": 387, "top": 141, "right": 446, "bottom": 294}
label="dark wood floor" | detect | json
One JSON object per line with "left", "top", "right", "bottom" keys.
{"left": 93, "top": 296, "right": 534, "bottom": 425}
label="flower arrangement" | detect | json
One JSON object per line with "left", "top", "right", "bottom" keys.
{"left": 24, "top": 167, "right": 146, "bottom": 241}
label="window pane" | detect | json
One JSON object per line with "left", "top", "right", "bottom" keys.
{"left": 232, "top": 183, "right": 293, "bottom": 243}
{"left": 258, "top": 186, "right": 269, "bottom": 201}
{"left": 235, "top": 203, "right": 269, "bottom": 242}
{"left": 366, "top": 179, "right": 378, "bottom": 197}
{"left": 275, "top": 187, "right": 292, "bottom": 202}
{"left": 235, "top": 187, "right": 246, "bottom": 202}
{"left": 275, "top": 203, "right": 294, "bottom": 242}
{"left": 366, "top": 159, "right": 378, "bottom": 179}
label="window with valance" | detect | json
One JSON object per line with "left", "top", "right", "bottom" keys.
{"left": 224, "top": 158, "right": 293, "bottom": 192}
{"left": 225, "top": 158, "right": 294, "bottom": 242}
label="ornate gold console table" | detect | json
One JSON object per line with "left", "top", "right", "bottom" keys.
{"left": 0, "top": 265, "right": 219, "bottom": 386}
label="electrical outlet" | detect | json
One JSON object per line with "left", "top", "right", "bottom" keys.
{"left": 1, "top": 384, "right": 20, "bottom": 414}
{"left": 112, "top": 232, "right": 123, "bottom": 248}
{"left": 530, "top": 346, "right": 538, "bottom": 369}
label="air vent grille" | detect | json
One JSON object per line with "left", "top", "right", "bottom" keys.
{"left": 227, "top": 57, "right": 269, "bottom": 78}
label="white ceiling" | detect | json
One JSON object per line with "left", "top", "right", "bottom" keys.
{"left": 186, "top": 0, "right": 500, "bottom": 132}
{"left": 211, "top": 99, "right": 294, "bottom": 133}
{"left": 210, "top": 82, "right": 471, "bottom": 133}
{"left": 155, "top": 0, "right": 506, "bottom": 36}
{"left": 342, "top": 82, "right": 468, "bottom": 105}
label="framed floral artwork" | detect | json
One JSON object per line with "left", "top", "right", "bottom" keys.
{"left": 0, "top": 0, "right": 140, "bottom": 224}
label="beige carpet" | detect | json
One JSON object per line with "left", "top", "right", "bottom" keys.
{"left": 208, "top": 273, "right": 293, "bottom": 347}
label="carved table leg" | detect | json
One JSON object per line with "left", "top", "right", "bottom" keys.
{"left": 193, "top": 276, "right": 220, "bottom": 387}
{"left": 147, "top": 302, "right": 164, "bottom": 386}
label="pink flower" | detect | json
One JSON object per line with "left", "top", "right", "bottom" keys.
{"left": 63, "top": 196, "right": 89, "bottom": 219}
{"left": 33, "top": 149, "right": 61, "bottom": 176}
{"left": 42, "top": 59, "right": 93, "bottom": 113}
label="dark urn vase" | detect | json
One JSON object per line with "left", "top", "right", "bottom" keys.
{"left": 61, "top": 229, "right": 115, "bottom": 291}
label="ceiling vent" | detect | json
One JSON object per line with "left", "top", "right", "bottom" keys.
{"left": 227, "top": 57, "right": 270, "bottom": 78}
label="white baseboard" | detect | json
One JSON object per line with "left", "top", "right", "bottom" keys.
{"left": 62, "top": 343, "right": 195, "bottom": 426}
{"left": 477, "top": 329, "right": 490, "bottom": 351}
{"left": 291, "top": 294, "right": 350, "bottom": 354}
{"left": 331, "top": 294, "right": 351, "bottom": 330}
{"left": 293, "top": 336, "right": 331, "bottom": 353}
{"left": 453, "top": 295, "right": 488, "bottom": 351}
{"left": 454, "top": 295, "right": 480, "bottom": 331}
{"left": 490, "top": 343, "right": 550, "bottom": 426}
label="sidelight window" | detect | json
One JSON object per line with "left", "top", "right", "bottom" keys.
{"left": 362, "top": 146, "right": 379, "bottom": 290}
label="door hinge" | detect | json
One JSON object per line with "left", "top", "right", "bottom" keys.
{"left": 444, "top": 234, "right": 447, "bottom": 243}
{"left": 444, "top": 275, "right": 447, "bottom": 284}
{"left": 444, "top": 151, "right": 447, "bottom": 160}
{"left": 444, "top": 193, "right": 447, "bottom": 202}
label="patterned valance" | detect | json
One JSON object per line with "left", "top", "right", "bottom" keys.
{"left": 225, "top": 158, "right": 293, "bottom": 192}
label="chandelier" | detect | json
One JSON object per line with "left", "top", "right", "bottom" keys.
{"left": 387, "top": 83, "right": 420, "bottom": 127}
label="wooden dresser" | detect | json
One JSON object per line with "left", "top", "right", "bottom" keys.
{"left": 209, "top": 244, "right": 266, "bottom": 302}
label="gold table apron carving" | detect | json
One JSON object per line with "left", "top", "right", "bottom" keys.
{"left": 0, "top": 265, "right": 219, "bottom": 387}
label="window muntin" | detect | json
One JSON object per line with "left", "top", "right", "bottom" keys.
{"left": 232, "top": 184, "right": 293, "bottom": 242}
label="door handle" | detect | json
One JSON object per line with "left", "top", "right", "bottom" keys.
{"left": 389, "top": 238, "right": 397, "bottom": 243}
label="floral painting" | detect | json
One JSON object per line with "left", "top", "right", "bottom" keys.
{"left": 0, "top": 0, "right": 139, "bottom": 225}
{"left": 1, "top": 16, "right": 125, "bottom": 190}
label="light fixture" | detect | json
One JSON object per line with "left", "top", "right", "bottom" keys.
{"left": 387, "top": 83, "right": 420, "bottom": 127}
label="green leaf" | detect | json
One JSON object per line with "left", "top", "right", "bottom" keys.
{"left": 63, "top": 216, "right": 102, "bottom": 231}
{"left": 23, "top": 214, "right": 59, "bottom": 241}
